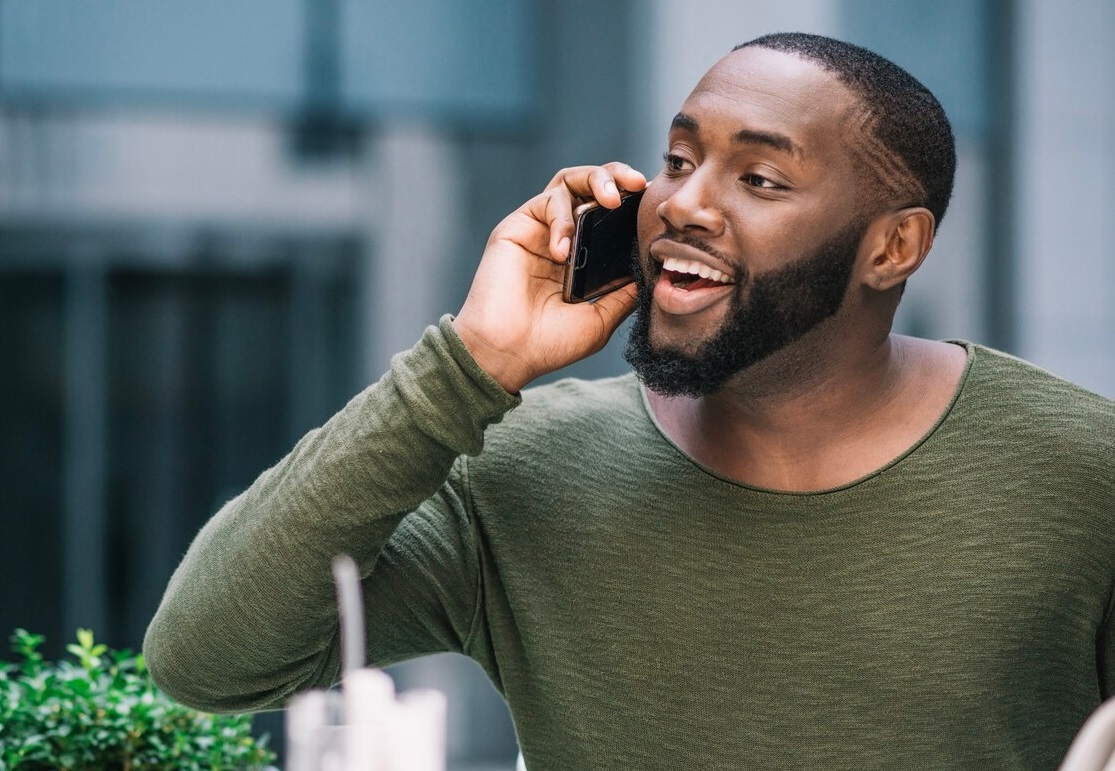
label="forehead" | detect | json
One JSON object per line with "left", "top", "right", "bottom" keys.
{"left": 678, "top": 47, "right": 859, "bottom": 156}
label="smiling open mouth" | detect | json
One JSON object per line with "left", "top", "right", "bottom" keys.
{"left": 660, "top": 256, "right": 736, "bottom": 290}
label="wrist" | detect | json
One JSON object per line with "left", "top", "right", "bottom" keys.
{"left": 450, "top": 317, "right": 532, "bottom": 394}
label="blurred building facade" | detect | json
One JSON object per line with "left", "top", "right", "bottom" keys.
{"left": 1, "top": 1, "right": 1111, "bottom": 768}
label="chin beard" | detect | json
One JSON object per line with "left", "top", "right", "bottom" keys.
{"left": 623, "top": 220, "right": 865, "bottom": 398}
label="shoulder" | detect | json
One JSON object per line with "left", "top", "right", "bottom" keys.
{"left": 952, "top": 341, "right": 1115, "bottom": 462}
{"left": 472, "top": 372, "right": 653, "bottom": 468}
{"left": 511, "top": 371, "right": 645, "bottom": 429}
{"left": 931, "top": 343, "right": 1114, "bottom": 541}
{"left": 481, "top": 370, "right": 651, "bottom": 455}
{"left": 962, "top": 342, "right": 1115, "bottom": 419}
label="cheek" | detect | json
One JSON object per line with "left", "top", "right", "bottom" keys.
{"left": 636, "top": 185, "right": 665, "bottom": 247}
{"left": 732, "top": 203, "right": 840, "bottom": 264}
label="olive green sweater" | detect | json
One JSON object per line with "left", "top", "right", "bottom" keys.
{"left": 145, "top": 317, "right": 1115, "bottom": 770}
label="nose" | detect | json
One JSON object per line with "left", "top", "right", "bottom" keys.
{"left": 655, "top": 169, "right": 725, "bottom": 236}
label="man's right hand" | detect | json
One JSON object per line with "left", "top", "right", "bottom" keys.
{"left": 453, "top": 162, "right": 647, "bottom": 394}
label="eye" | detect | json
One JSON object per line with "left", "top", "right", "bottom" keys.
{"left": 662, "top": 153, "right": 693, "bottom": 173}
{"left": 741, "top": 173, "right": 782, "bottom": 189}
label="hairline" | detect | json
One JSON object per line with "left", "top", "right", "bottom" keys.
{"left": 730, "top": 39, "right": 934, "bottom": 227}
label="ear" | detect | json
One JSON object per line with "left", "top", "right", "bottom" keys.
{"left": 859, "top": 207, "right": 935, "bottom": 292}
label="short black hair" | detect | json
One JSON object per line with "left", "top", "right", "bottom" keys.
{"left": 734, "top": 32, "right": 956, "bottom": 229}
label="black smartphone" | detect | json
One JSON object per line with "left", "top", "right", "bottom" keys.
{"left": 562, "top": 189, "right": 645, "bottom": 303}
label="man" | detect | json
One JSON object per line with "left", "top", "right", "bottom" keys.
{"left": 145, "top": 33, "right": 1114, "bottom": 770}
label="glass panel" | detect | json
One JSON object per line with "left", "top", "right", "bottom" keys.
{"left": 0, "top": 0, "right": 539, "bottom": 124}
{"left": 840, "top": 0, "right": 990, "bottom": 137}
{"left": 0, "top": 0, "right": 303, "bottom": 106}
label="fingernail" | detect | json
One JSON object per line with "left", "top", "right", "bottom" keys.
{"left": 558, "top": 237, "right": 571, "bottom": 256}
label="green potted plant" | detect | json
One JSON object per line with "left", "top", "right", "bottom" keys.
{"left": 0, "top": 628, "right": 276, "bottom": 770}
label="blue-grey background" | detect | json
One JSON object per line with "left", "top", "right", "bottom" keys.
{"left": 2, "top": 1, "right": 1111, "bottom": 767}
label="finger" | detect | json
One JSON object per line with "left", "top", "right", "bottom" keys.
{"left": 488, "top": 208, "right": 555, "bottom": 266}
{"left": 588, "top": 282, "right": 638, "bottom": 337}
{"left": 492, "top": 189, "right": 567, "bottom": 256}
{"left": 518, "top": 188, "right": 577, "bottom": 263}
{"left": 544, "top": 164, "right": 598, "bottom": 193}
{"left": 533, "top": 164, "right": 648, "bottom": 262}
{"left": 566, "top": 167, "right": 620, "bottom": 208}
{"left": 541, "top": 191, "right": 577, "bottom": 263}
{"left": 601, "top": 162, "right": 649, "bottom": 198}
{"left": 547, "top": 165, "right": 644, "bottom": 209}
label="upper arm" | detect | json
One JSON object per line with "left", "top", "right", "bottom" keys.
{"left": 363, "top": 458, "right": 482, "bottom": 667}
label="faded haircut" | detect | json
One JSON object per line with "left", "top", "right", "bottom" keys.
{"left": 735, "top": 32, "right": 956, "bottom": 230}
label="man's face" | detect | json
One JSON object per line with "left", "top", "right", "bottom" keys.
{"left": 625, "top": 47, "right": 869, "bottom": 396}
{"left": 624, "top": 216, "right": 865, "bottom": 397}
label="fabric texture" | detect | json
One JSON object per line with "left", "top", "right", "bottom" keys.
{"left": 145, "top": 315, "right": 1115, "bottom": 770}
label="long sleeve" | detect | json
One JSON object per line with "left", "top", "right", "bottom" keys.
{"left": 142, "top": 316, "right": 520, "bottom": 712}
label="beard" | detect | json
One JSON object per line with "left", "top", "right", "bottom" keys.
{"left": 623, "top": 219, "right": 866, "bottom": 398}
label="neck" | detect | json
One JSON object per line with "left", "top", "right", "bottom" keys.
{"left": 646, "top": 332, "right": 964, "bottom": 491}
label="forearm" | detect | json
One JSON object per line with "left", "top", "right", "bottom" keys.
{"left": 143, "top": 316, "right": 519, "bottom": 712}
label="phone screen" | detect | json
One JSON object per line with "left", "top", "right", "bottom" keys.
{"left": 562, "top": 189, "right": 644, "bottom": 303}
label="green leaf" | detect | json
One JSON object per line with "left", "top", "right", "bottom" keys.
{"left": 0, "top": 629, "right": 276, "bottom": 769}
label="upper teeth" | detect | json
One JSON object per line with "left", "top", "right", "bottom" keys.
{"left": 662, "top": 256, "right": 734, "bottom": 284}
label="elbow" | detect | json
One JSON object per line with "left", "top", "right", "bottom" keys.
{"left": 142, "top": 622, "right": 259, "bottom": 713}
{"left": 143, "top": 611, "right": 339, "bottom": 714}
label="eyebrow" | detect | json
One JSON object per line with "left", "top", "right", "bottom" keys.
{"left": 670, "top": 112, "right": 803, "bottom": 158}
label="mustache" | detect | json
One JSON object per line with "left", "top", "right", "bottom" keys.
{"left": 650, "top": 229, "right": 742, "bottom": 277}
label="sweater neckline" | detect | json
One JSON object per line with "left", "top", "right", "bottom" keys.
{"left": 635, "top": 340, "right": 976, "bottom": 497}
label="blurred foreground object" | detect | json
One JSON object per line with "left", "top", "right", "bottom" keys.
{"left": 285, "top": 669, "right": 447, "bottom": 771}
{"left": 283, "top": 554, "right": 448, "bottom": 771}
{"left": 1059, "top": 696, "right": 1115, "bottom": 771}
